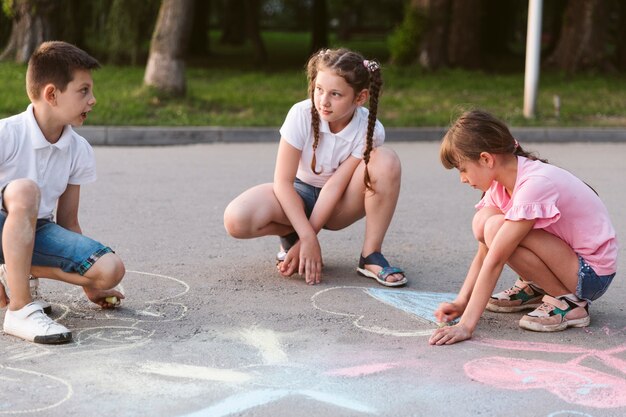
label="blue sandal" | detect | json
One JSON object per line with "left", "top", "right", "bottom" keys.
{"left": 357, "top": 252, "right": 407, "bottom": 287}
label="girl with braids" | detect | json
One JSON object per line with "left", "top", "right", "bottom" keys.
{"left": 224, "top": 48, "right": 406, "bottom": 287}
{"left": 430, "top": 110, "right": 617, "bottom": 345}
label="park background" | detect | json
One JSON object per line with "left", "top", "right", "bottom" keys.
{"left": 0, "top": 0, "right": 625, "bottom": 130}
{"left": 1, "top": 3, "right": 626, "bottom": 416}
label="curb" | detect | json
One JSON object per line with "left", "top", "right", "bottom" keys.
{"left": 75, "top": 126, "right": 626, "bottom": 146}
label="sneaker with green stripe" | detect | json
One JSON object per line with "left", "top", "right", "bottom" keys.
{"left": 486, "top": 277, "right": 544, "bottom": 313}
{"left": 519, "top": 295, "right": 590, "bottom": 332}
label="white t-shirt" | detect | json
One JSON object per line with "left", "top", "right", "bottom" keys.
{"left": 0, "top": 104, "right": 97, "bottom": 220}
{"left": 279, "top": 99, "right": 385, "bottom": 188}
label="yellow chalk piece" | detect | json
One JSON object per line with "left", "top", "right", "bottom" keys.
{"left": 105, "top": 296, "right": 118, "bottom": 305}
{"left": 437, "top": 322, "right": 449, "bottom": 328}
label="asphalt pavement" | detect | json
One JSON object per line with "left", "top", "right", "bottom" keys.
{"left": 0, "top": 136, "right": 625, "bottom": 417}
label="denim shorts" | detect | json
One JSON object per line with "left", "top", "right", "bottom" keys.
{"left": 576, "top": 255, "right": 615, "bottom": 303}
{"left": 0, "top": 212, "right": 112, "bottom": 276}
{"left": 279, "top": 178, "right": 322, "bottom": 250}
{"left": 294, "top": 178, "right": 322, "bottom": 218}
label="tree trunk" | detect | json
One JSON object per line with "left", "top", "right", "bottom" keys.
{"left": 144, "top": 0, "right": 195, "bottom": 96}
{"left": 310, "top": 0, "right": 329, "bottom": 53}
{"left": 219, "top": 0, "right": 246, "bottom": 45}
{"left": 545, "top": 0, "right": 612, "bottom": 72}
{"left": 336, "top": 5, "right": 355, "bottom": 42}
{"left": 245, "top": 0, "right": 267, "bottom": 65}
{"left": 417, "top": 0, "right": 451, "bottom": 70}
{"left": 188, "top": 0, "right": 211, "bottom": 57}
{"left": 0, "top": 0, "right": 56, "bottom": 63}
{"left": 447, "top": 0, "right": 483, "bottom": 69}
{"left": 616, "top": 1, "right": 626, "bottom": 71}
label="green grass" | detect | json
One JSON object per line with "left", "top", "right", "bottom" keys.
{"left": 1, "top": 31, "right": 625, "bottom": 127}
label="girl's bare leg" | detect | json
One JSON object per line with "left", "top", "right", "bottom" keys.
{"left": 224, "top": 183, "right": 297, "bottom": 239}
{"left": 326, "top": 147, "right": 403, "bottom": 282}
{"left": 483, "top": 214, "right": 579, "bottom": 295}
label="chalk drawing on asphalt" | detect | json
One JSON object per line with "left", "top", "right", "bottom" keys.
{"left": 547, "top": 411, "right": 594, "bottom": 417}
{"left": 0, "top": 269, "right": 190, "bottom": 415}
{"left": 466, "top": 339, "right": 626, "bottom": 409}
{"left": 46, "top": 269, "right": 187, "bottom": 354}
{"left": 139, "top": 326, "right": 380, "bottom": 416}
{"left": 0, "top": 365, "right": 72, "bottom": 415}
{"left": 311, "top": 286, "right": 457, "bottom": 337}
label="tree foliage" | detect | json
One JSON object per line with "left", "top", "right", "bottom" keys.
{"left": 388, "top": 1, "right": 425, "bottom": 66}
{"left": 1, "top": 0, "right": 625, "bottom": 73}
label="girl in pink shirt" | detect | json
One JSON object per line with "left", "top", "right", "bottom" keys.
{"left": 430, "top": 110, "right": 617, "bottom": 345}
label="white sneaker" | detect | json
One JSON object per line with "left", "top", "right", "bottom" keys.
{"left": 29, "top": 277, "right": 53, "bottom": 314}
{"left": 0, "top": 264, "right": 52, "bottom": 314}
{"left": 3, "top": 302, "right": 72, "bottom": 344}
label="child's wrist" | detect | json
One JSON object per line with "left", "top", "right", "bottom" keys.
{"left": 299, "top": 230, "right": 318, "bottom": 241}
{"left": 453, "top": 297, "right": 468, "bottom": 308}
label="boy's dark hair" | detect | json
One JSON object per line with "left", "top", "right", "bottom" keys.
{"left": 26, "top": 41, "right": 100, "bottom": 100}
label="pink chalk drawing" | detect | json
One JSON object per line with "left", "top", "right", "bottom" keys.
{"left": 465, "top": 339, "right": 626, "bottom": 409}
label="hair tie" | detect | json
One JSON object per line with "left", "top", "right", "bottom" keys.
{"left": 363, "top": 59, "right": 380, "bottom": 72}
{"left": 513, "top": 139, "right": 520, "bottom": 151}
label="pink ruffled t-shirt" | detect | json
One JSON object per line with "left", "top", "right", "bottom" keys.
{"left": 476, "top": 156, "right": 617, "bottom": 275}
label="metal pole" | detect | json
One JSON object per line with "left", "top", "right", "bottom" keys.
{"left": 523, "top": 0, "right": 543, "bottom": 119}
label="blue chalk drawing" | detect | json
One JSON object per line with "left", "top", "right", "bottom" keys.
{"left": 180, "top": 389, "right": 376, "bottom": 417}
{"left": 365, "top": 289, "right": 458, "bottom": 324}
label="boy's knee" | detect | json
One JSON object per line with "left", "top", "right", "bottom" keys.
{"left": 91, "top": 253, "right": 125, "bottom": 289}
{"left": 3, "top": 179, "right": 40, "bottom": 215}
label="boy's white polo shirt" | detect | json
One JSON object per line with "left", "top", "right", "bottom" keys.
{"left": 0, "top": 104, "right": 96, "bottom": 220}
{"left": 280, "top": 99, "right": 384, "bottom": 188}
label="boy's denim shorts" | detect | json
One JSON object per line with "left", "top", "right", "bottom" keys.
{"left": 0, "top": 212, "right": 112, "bottom": 276}
{"left": 576, "top": 255, "right": 615, "bottom": 303}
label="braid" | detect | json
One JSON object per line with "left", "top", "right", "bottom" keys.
{"left": 307, "top": 50, "right": 324, "bottom": 175}
{"left": 310, "top": 90, "right": 322, "bottom": 174}
{"left": 363, "top": 63, "right": 382, "bottom": 191}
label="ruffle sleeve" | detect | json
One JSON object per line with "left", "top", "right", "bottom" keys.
{"left": 505, "top": 202, "right": 560, "bottom": 228}
{"left": 508, "top": 174, "right": 561, "bottom": 228}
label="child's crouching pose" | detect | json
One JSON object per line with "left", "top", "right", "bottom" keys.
{"left": 430, "top": 110, "right": 617, "bottom": 345}
{"left": 224, "top": 48, "right": 406, "bottom": 287}
{"left": 0, "top": 41, "right": 125, "bottom": 344}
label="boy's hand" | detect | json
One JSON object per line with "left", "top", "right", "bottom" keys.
{"left": 429, "top": 323, "right": 472, "bottom": 345}
{"left": 83, "top": 286, "right": 125, "bottom": 309}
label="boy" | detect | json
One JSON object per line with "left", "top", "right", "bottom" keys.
{"left": 0, "top": 41, "right": 125, "bottom": 344}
